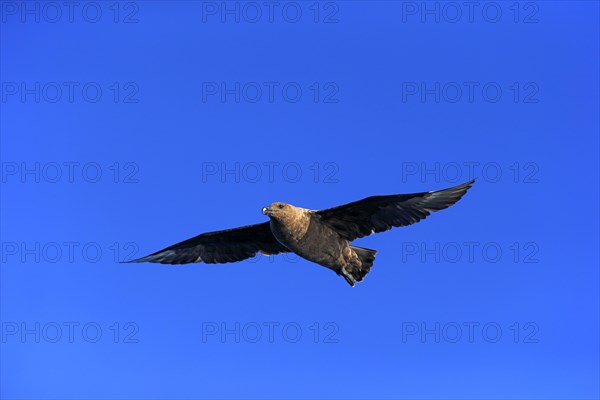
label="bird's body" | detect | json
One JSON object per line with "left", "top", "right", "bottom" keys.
{"left": 267, "top": 207, "right": 374, "bottom": 285}
{"left": 128, "top": 180, "right": 475, "bottom": 286}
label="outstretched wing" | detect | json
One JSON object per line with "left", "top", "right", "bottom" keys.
{"left": 316, "top": 180, "right": 474, "bottom": 241}
{"left": 127, "top": 222, "right": 288, "bottom": 264}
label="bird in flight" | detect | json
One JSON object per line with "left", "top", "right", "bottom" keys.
{"left": 128, "top": 180, "right": 474, "bottom": 286}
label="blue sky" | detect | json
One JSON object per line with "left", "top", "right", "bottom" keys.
{"left": 1, "top": 1, "right": 599, "bottom": 399}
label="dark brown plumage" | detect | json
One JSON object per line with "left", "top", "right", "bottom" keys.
{"left": 128, "top": 180, "right": 474, "bottom": 286}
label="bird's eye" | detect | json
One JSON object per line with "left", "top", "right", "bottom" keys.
{"left": 278, "top": 204, "right": 284, "bottom": 209}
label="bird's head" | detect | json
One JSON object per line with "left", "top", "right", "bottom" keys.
{"left": 262, "top": 202, "right": 295, "bottom": 220}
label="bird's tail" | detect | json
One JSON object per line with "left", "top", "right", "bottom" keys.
{"left": 346, "top": 246, "right": 377, "bottom": 285}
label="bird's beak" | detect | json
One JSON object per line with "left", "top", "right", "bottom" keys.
{"left": 262, "top": 207, "right": 271, "bottom": 216}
